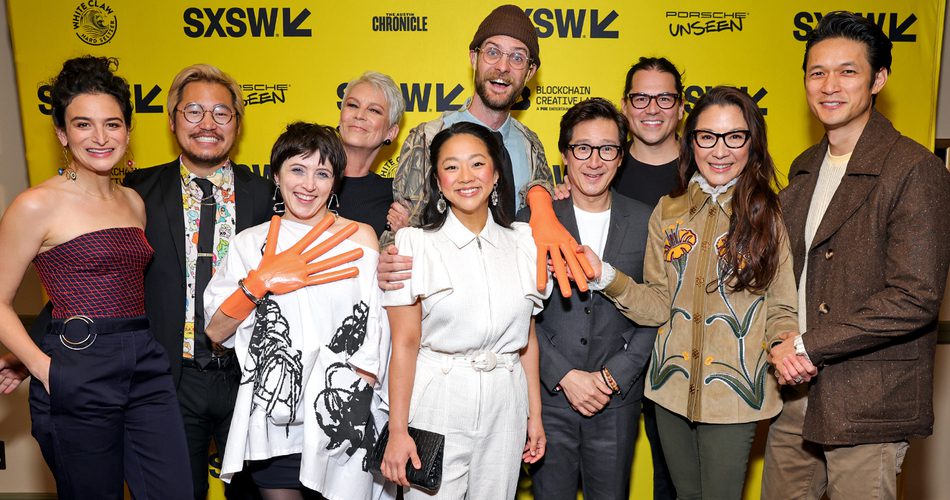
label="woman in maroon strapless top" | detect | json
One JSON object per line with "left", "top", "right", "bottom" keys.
{"left": 0, "top": 56, "right": 191, "bottom": 499}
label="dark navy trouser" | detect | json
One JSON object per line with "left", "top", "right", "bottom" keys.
{"left": 29, "top": 318, "right": 193, "bottom": 500}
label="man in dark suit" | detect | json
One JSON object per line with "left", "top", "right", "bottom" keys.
{"left": 521, "top": 98, "right": 654, "bottom": 499}
{"left": 122, "top": 64, "right": 272, "bottom": 499}
{"left": 764, "top": 12, "right": 950, "bottom": 499}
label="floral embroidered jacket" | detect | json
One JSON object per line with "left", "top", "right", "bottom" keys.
{"left": 602, "top": 181, "right": 798, "bottom": 424}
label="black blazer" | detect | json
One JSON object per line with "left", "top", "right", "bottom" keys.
{"left": 123, "top": 160, "right": 273, "bottom": 384}
{"left": 31, "top": 160, "right": 274, "bottom": 385}
{"left": 519, "top": 192, "right": 656, "bottom": 408}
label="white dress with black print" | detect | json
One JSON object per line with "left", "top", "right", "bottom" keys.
{"left": 204, "top": 219, "right": 390, "bottom": 500}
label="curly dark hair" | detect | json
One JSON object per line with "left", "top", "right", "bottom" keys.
{"left": 675, "top": 86, "right": 784, "bottom": 294}
{"left": 49, "top": 56, "right": 132, "bottom": 129}
{"left": 420, "top": 122, "right": 513, "bottom": 230}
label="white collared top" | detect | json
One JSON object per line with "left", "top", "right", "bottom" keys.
{"left": 383, "top": 210, "right": 549, "bottom": 356}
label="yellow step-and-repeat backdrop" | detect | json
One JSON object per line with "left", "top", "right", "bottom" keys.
{"left": 7, "top": 1, "right": 944, "bottom": 498}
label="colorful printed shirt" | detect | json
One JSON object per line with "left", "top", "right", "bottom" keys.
{"left": 180, "top": 160, "right": 236, "bottom": 359}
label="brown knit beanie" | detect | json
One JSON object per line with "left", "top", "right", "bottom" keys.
{"left": 469, "top": 4, "right": 540, "bottom": 68}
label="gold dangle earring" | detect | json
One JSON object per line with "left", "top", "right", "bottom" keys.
{"left": 58, "top": 146, "right": 77, "bottom": 181}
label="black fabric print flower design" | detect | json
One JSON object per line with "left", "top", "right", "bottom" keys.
{"left": 327, "top": 301, "right": 369, "bottom": 357}
{"left": 315, "top": 362, "right": 376, "bottom": 471}
{"left": 243, "top": 297, "right": 303, "bottom": 436}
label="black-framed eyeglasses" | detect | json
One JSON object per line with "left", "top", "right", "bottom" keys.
{"left": 625, "top": 92, "right": 680, "bottom": 110}
{"left": 692, "top": 130, "right": 751, "bottom": 149}
{"left": 475, "top": 46, "right": 533, "bottom": 70}
{"left": 567, "top": 144, "right": 623, "bottom": 162}
{"left": 177, "top": 103, "right": 235, "bottom": 125}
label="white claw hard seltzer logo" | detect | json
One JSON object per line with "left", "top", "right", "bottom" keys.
{"left": 72, "top": 1, "right": 117, "bottom": 46}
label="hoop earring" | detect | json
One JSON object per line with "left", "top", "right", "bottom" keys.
{"left": 490, "top": 182, "right": 499, "bottom": 206}
{"left": 436, "top": 191, "right": 447, "bottom": 214}
{"left": 58, "top": 146, "right": 77, "bottom": 181}
{"left": 327, "top": 193, "right": 340, "bottom": 215}
{"left": 272, "top": 184, "right": 285, "bottom": 214}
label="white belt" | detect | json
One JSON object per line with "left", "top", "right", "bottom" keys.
{"left": 418, "top": 348, "right": 519, "bottom": 374}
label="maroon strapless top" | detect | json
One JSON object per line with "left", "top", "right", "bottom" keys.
{"left": 32, "top": 227, "right": 154, "bottom": 319}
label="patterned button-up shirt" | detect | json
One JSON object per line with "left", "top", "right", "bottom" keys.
{"left": 180, "top": 160, "right": 236, "bottom": 358}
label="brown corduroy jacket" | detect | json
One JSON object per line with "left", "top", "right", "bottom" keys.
{"left": 781, "top": 110, "right": 950, "bottom": 445}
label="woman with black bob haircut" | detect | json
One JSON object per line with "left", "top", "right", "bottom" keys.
{"left": 0, "top": 56, "right": 192, "bottom": 498}
{"left": 381, "top": 121, "right": 548, "bottom": 498}
{"left": 204, "top": 122, "right": 389, "bottom": 499}
{"left": 581, "top": 86, "right": 798, "bottom": 499}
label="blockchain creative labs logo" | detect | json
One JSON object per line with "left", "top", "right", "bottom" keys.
{"left": 535, "top": 84, "right": 591, "bottom": 112}
{"left": 72, "top": 0, "right": 118, "bottom": 46}
{"left": 241, "top": 83, "right": 290, "bottom": 107}
{"left": 666, "top": 11, "right": 748, "bottom": 37}
{"left": 372, "top": 12, "right": 429, "bottom": 32}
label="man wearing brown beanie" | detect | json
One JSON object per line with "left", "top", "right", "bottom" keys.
{"left": 380, "top": 5, "right": 593, "bottom": 300}
{"left": 381, "top": 3, "right": 552, "bottom": 248}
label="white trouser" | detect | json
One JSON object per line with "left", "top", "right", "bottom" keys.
{"left": 405, "top": 348, "right": 527, "bottom": 499}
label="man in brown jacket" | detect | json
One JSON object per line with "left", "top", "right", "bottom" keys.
{"left": 763, "top": 11, "right": 950, "bottom": 500}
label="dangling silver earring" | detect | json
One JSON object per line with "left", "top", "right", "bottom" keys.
{"left": 490, "top": 182, "right": 499, "bottom": 206}
{"left": 272, "top": 184, "right": 285, "bottom": 214}
{"left": 327, "top": 193, "right": 340, "bottom": 215}
{"left": 436, "top": 191, "right": 447, "bottom": 214}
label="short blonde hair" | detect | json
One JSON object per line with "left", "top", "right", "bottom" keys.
{"left": 167, "top": 64, "right": 245, "bottom": 121}
{"left": 341, "top": 71, "right": 405, "bottom": 128}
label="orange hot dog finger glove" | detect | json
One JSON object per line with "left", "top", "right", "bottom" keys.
{"left": 526, "top": 186, "right": 594, "bottom": 298}
{"left": 219, "top": 215, "right": 363, "bottom": 320}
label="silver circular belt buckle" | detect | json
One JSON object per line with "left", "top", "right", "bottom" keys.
{"left": 470, "top": 351, "right": 498, "bottom": 372}
{"left": 60, "top": 315, "right": 96, "bottom": 351}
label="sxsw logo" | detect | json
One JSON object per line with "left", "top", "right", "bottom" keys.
{"left": 524, "top": 8, "right": 618, "bottom": 38}
{"left": 37, "top": 83, "right": 164, "bottom": 115}
{"left": 183, "top": 7, "right": 311, "bottom": 37}
{"left": 684, "top": 85, "right": 768, "bottom": 116}
{"left": 793, "top": 12, "right": 916, "bottom": 42}
{"left": 336, "top": 82, "right": 466, "bottom": 113}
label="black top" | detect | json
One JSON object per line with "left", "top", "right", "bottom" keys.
{"left": 337, "top": 172, "right": 393, "bottom": 237}
{"left": 612, "top": 150, "right": 680, "bottom": 208}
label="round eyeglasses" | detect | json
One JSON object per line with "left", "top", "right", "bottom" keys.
{"left": 476, "top": 46, "right": 533, "bottom": 70}
{"left": 692, "top": 130, "right": 751, "bottom": 149}
{"left": 177, "top": 103, "right": 235, "bottom": 125}
{"left": 625, "top": 92, "right": 680, "bottom": 110}
{"left": 567, "top": 144, "right": 623, "bottom": 162}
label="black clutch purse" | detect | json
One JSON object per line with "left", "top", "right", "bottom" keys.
{"left": 369, "top": 423, "right": 444, "bottom": 492}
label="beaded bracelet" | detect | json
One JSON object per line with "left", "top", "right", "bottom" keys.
{"left": 601, "top": 366, "right": 620, "bottom": 394}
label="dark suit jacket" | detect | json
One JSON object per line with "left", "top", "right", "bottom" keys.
{"left": 781, "top": 110, "right": 950, "bottom": 445}
{"left": 519, "top": 192, "right": 655, "bottom": 408}
{"left": 118, "top": 160, "right": 273, "bottom": 385}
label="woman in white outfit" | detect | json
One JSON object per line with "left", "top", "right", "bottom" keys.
{"left": 382, "top": 122, "right": 549, "bottom": 498}
{"left": 204, "top": 122, "right": 390, "bottom": 500}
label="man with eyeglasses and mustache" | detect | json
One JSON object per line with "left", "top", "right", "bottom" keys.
{"left": 379, "top": 4, "right": 590, "bottom": 300}
{"left": 123, "top": 64, "right": 273, "bottom": 500}
{"left": 118, "top": 64, "right": 273, "bottom": 500}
